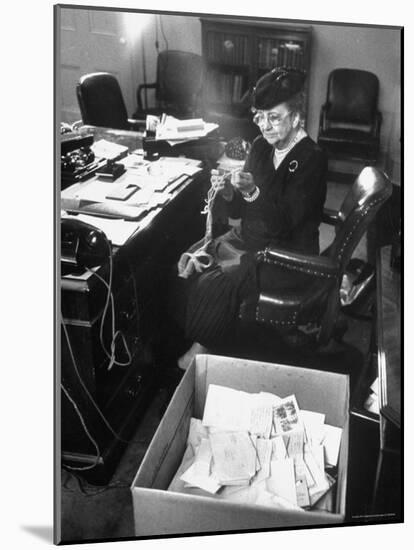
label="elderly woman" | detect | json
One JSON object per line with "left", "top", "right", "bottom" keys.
{"left": 177, "top": 67, "right": 328, "bottom": 369}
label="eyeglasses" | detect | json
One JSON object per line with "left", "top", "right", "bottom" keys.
{"left": 252, "top": 110, "right": 292, "bottom": 127}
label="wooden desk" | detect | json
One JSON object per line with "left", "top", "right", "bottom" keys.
{"left": 377, "top": 246, "right": 401, "bottom": 429}
{"left": 372, "top": 245, "right": 402, "bottom": 518}
{"left": 60, "top": 129, "right": 210, "bottom": 483}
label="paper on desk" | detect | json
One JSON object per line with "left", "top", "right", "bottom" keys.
{"left": 182, "top": 164, "right": 202, "bottom": 176}
{"left": 321, "top": 424, "right": 342, "bottom": 467}
{"left": 91, "top": 139, "right": 128, "bottom": 161}
{"left": 209, "top": 431, "right": 257, "bottom": 484}
{"left": 71, "top": 173, "right": 142, "bottom": 203}
{"left": 127, "top": 185, "right": 154, "bottom": 206}
{"left": 148, "top": 192, "right": 171, "bottom": 209}
{"left": 202, "top": 384, "right": 252, "bottom": 432}
{"left": 165, "top": 123, "right": 218, "bottom": 145}
{"left": 267, "top": 458, "right": 297, "bottom": 506}
{"left": 120, "top": 154, "right": 149, "bottom": 172}
{"left": 155, "top": 115, "right": 218, "bottom": 143}
{"left": 148, "top": 157, "right": 199, "bottom": 180}
{"left": 60, "top": 212, "right": 141, "bottom": 246}
{"left": 73, "top": 179, "right": 111, "bottom": 202}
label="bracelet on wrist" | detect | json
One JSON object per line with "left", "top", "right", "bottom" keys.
{"left": 242, "top": 186, "right": 260, "bottom": 202}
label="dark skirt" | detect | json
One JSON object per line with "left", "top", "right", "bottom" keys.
{"left": 173, "top": 229, "right": 314, "bottom": 349}
{"left": 185, "top": 256, "right": 257, "bottom": 346}
{"left": 175, "top": 228, "right": 258, "bottom": 347}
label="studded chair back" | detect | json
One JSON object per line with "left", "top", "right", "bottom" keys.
{"left": 325, "top": 167, "right": 393, "bottom": 271}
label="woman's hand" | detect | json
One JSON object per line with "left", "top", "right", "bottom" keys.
{"left": 210, "top": 169, "right": 234, "bottom": 201}
{"left": 231, "top": 170, "right": 256, "bottom": 196}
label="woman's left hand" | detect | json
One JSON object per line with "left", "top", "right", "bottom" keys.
{"left": 231, "top": 170, "right": 256, "bottom": 196}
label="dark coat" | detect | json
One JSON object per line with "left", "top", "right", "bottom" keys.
{"left": 225, "top": 135, "right": 328, "bottom": 254}
{"left": 178, "top": 134, "right": 328, "bottom": 347}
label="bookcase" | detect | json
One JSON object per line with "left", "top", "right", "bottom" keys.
{"left": 200, "top": 18, "right": 312, "bottom": 127}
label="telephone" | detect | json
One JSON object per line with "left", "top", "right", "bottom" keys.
{"left": 61, "top": 218, "right": 110, "bottom": 270}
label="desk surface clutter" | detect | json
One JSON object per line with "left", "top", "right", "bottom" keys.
{"left": 61, "top": 146, "right": 203, "bottom": 246}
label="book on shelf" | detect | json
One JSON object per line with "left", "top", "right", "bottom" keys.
{"left": 256, "top": 39, "right": 305, "bottom": 70}
{"left": 206, "top": 31, "right": 248, "bottom": 65}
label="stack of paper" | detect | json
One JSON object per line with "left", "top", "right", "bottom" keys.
{"left": 155, "top": 115, "right": 219, "bottom": 145}
{"left": 171, "top": 384, "right": 343, "bottom": 512}
{"left": 91, "top": 139, "right": 128, "bottom": 161}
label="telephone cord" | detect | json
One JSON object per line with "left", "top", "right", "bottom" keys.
{"left": 60, "top": 382, "right": 101, "bottom": 471}
{"left": 87, "top": 266, "right": 132, "bottom": 370}
{"left": 61, "top": 314, "right": 130, "bottom": 444}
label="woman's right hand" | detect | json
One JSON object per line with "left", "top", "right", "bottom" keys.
{"left": 211, "top": 169, "right": 234, "bottom": 202}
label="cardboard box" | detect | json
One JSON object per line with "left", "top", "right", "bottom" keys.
{"left": 131, "top": 354, "right": 349, "bottom": 537}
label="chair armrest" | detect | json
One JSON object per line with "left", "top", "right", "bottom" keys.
{"left": 256, "top": 246, "right": 340, "bottom": 279}
{"left": 137, "top": 83, "right": 157, "bottom": 111}
{"left": 322, "top": 207, "right": 343, "bottom": 225}
{"left": 319, "top": 104, "right": 329, "bottom": 134}
{"left": 373, "top": 111, "right": 382, "bottom": 137}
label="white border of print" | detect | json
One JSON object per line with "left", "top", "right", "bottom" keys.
{"left": 2, "top": 1, "right": 409, "bottom": 549}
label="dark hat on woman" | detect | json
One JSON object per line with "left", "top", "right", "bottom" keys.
{"left": 250, "top": 67, "right": 306, "bottom": 110}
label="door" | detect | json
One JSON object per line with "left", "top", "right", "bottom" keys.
{"left": 57, "top": 6, "right": 140, "bottom": 125}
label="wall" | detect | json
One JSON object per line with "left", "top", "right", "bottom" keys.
{"left": 60, "top": 10, "right": 400, "bottom": 171}
{"left": 147, "top": 15, "right": 401, "bottom": 168}
{"left": 137, "top": 14, "right": 202, "bottom": 108}
{"left": 308, "top": 22, "right": 401, "bottom": 166}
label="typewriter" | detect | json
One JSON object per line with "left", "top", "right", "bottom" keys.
{"left": 60, "top": 130, "right": 107, "bottom": 189}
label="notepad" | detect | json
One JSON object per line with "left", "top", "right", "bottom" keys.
{"left": 106, "top": 184, "right": 140, "bottom": 201}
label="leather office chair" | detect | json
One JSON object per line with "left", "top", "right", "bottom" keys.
{"left": 76, "top": 72, "right": 144, "bottom": 131}
{"left": 317, "top": 69, "right": 382, "bottom": 162}
{"left": 240, "top": 166, "right": 392, "bottom": 347}
{"left": 134, "top": 50, "right": 203, "bottom": 119}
